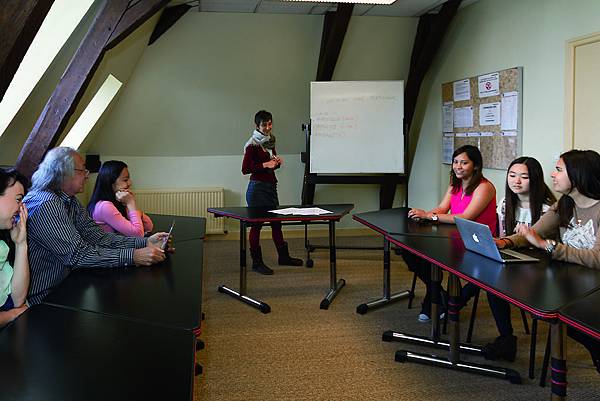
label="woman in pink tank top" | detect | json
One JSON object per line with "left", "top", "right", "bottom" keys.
{"left": 406, "top": 145, "right": 496, "bottom": 322}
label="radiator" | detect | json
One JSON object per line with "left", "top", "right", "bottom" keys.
{"left": 135, "top": 188, "right": 225, "bottom": 234}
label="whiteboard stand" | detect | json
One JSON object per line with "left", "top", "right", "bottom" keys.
{"left": 300, "top": 123, "right": 408, "bottom": 207}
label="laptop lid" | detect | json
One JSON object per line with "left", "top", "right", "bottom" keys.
{"left": 455, "top": 217, "right": 539, "bottom": 263}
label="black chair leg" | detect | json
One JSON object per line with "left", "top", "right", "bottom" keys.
{"left": 408, "top": 272, "right": 417, "bottom": 309}
{"left": 520, "top": 309, "right": 530, "bottom": 335}
{"left": 539, "top": 329, "right": 551, "bottom": 387}
{"left": 528, "top": 318, "right": 538, "bottom": 379}
{"left": 465, "top": 288, "right": 481, "bottom": 343}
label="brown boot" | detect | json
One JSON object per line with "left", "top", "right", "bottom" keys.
{"left": 250, "top": 247, "right": 274, "bottom": 275}
{"left": 277, "top": 242, "right": 303, "bottom": 266}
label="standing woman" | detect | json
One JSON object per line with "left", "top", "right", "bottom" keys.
{"left": 0, "top": 168, "right": 29, "bottom": 327}
{"left": 500, "top": 149, "right": 600, "bottom": 370}
{"left": 408, "top": 145, "right": 496, "bottom": 322}
{"left": 478, "top": 157, "right": 556, "bottom": 361}
{"left": 242, "top": 110, "right": 302, "bottom": 275}
{"left": 88, "top": 161, "right": 153, "bottom": 237}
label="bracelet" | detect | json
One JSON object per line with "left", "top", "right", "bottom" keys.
{"left": 545, "top": 239, "right": 557, "bottom": 253}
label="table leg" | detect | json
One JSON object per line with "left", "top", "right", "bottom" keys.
{"left": 385, "top": 272, "right": 521, "bottom": 384}
{"left": 356, "top": 237, "right": 411, "bottom": 315}
{"left": 320, "top": 221, "right": 345, "bottom": 309}
{"left": 550, "top": 322, "right": 567, "bottom": 400}
{"left": 218, "top": 221, "right": 271, "bottom": 313}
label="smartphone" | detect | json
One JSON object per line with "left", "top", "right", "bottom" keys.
{"left": 162, "top": 220, "right": 175, "bottom": 250}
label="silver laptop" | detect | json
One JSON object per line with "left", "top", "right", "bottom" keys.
{"left": 455, "top": 217, "right": 539, "bottom": 263}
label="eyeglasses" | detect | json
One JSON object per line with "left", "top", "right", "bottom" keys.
{"left": 74, "top": 168, "right": 90, "bottom": 176}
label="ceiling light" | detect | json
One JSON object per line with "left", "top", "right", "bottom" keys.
{"left": 282, "top": 0, "right": 397, "bottom": 4}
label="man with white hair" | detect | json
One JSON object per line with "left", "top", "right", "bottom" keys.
{"left": 23, "top": 147, "right": 167, "bottom": 305}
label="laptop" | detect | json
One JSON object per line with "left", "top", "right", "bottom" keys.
{"left": 455, "top": 217, "right": 539, "bottom": 263}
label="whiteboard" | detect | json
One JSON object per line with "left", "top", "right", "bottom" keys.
{"left": 310, "top": 81, "right": 404, "bottom": 174}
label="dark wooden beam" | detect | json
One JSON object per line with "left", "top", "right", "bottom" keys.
{"left": 0, "top": 0, "right": 54, "bottom": 101}
{"left": 15, "top": 0, "right": 167, "bottom": 178}
{"left": 148, "top": 3, "right": 192, "bottom": 46}
{"left": 106, "top": 0, "right": 169, "bottom": 50}
{"left": 315, "top": 3, "right": 353, "bottom": 81}
{"left": 404, "top": 0, "right": 462, "bottom": 171}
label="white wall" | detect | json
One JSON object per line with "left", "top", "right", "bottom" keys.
{"left": 88, "top": 12, "right": 418, "bottom": 229}
{"left": 409, "top": 0, "right": 600, "bottom": 209}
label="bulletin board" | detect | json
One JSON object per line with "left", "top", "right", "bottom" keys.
{"left": 441, "top": 67, "right": 522, "bottom": 170}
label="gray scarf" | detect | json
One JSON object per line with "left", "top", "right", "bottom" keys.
{"left": 244, "top": 129, "right": 276, "bottom": 152}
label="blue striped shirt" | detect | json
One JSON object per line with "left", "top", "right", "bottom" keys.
{"left": 24, "top": 190, "right": 147, "bottom": 305}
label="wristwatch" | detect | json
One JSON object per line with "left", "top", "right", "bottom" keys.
{"left": 430, "top": 213, "right": 438, "bottom": 222}
{"left": 545, "top": 239, "right": 557, "bottom": 253}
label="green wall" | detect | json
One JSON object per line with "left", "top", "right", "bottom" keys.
{"left": 409, "top": 0, "right": 600, "bottom": 209}
{"left": 88, "top": 12, "right": 418, "bottom": 229}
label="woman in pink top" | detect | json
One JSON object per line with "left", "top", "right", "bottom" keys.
{"left": 407, "top": 145, "right": 496, "bottom": 322}
{"left": 87, "top": 161, "right": 153, "bottom": 237}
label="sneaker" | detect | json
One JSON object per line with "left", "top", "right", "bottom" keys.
{"left": 417, "top": 311, "right": 445, "bottom": 323}
{"left": 482, "top": 335, "right": 517, "bottom": 361}
{"left": 418, "top": 313, "right": 431, "bottom": 323}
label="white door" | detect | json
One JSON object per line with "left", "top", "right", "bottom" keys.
{"left": 566, "top": 33, "right": 600, "bottom": 151}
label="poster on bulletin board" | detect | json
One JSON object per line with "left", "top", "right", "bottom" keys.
{"left": 441, "top": 67, "right": 523, "bottom": 170}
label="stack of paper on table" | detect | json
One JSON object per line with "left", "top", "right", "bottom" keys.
{"left": 268, "top": 207, "right": 333, "bottom": 216}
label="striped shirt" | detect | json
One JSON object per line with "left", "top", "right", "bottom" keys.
{"left": 24, "top": 190, "right": 147, "bottom": 305}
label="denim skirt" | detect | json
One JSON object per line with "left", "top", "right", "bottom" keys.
{"left": 246, "top": 180, "right": 279, "bottom": 208}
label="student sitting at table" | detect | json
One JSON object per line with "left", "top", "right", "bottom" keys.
{"left": 24, "top": 147, "right": 168, "bottom": 306}
{"left": 242, "top": 110, "right": 302, "bottom": 275}
{"left": 408, "top": 145, "right": 496, "bottom": 322}
{"left": 0, "top": 168, "right": 29, "bottom": 327}
{"left": 499, "top": 149, "right": 600, "bottom": 371}
{"left": 88, "top": 160, "right": 153, "bottom": 237}
{"left": 472, "top": 156, "right": 555, "bottom": 361}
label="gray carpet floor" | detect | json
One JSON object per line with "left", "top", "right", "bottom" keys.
{"left": 195, "top": 235, "right": 600, "bottom": 400}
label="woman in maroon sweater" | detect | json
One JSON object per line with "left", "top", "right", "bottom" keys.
{"left": 242, "top": 110, "right": 302, "bottom": 275}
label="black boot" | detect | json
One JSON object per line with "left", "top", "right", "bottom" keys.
{"left": 277, "top": 242, "right": 303, "bottom": 266}
{"left": 482, "top": 334, "right": 517, "bottom": 361}
{"left": 250, "top": 247, "right": 273, "bottom": 275}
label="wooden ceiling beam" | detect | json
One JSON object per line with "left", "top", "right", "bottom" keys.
{"left": 0, "top": 0, "right": 54, "bottom": 101}
{"left": 15, "top": 0, "right": 168, "bottom": 178}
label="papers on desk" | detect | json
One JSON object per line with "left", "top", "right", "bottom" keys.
{"left": 269, "top": 207, "right": 333, "bottom": 216}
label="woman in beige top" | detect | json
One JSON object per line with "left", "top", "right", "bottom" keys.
{"left": 498, "top": 149, "right": 600, "bottom": 373}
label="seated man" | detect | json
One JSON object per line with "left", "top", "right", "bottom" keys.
{"left": 24, "top": 147, "right": 167, "bottom": 305}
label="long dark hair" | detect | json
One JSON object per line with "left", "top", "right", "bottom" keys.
{"left": 504, "top": 157, "right": 556, "bottom": 235}
{"left": 557, "top": 149, "right": 600, "bottom": 227}
{"left": 450, "top": 145, "right": 484, "bottom": 195}
{"left": 0, "top": 168, "right": 29, "bottom": 265}
{"left": 87, "top": 161, "right": 128, "bottom": 218}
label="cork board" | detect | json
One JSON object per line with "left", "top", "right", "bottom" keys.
{"left": 441, "top": 67, "right": 522, "bottom": 170}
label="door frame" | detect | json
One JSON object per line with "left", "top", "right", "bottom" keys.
{"left": 565, "top": 31, "right": 600, "bottom": 150}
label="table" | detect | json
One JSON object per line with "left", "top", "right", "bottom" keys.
{"left": 352, "top": 207, "right": 457, "bottom": 314}
{"left": 0, "top": 304, "right": 195, "bottom": 401}
{"left": 43, "top": 239, "right": 204, "bottom": 331}
{"left": 208, "top": 204, "right": 354, "bottom": 313}
{"left": 148, "top": 213, "right": 206, "bottom": 242}
{"left": 386, "top": 233, "right": 600, "bottom": 398}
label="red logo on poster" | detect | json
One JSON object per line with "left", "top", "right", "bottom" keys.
{"left": 485, "top": 82, "right": 492, "bottom": 90}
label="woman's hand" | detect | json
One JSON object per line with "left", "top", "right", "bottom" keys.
{"left": 116, "top": 190, "right": 137, "bottom": 209}
{"left": 10, "top": 203, "right": 27, "bottom": 245}
{"left": 262, "top": 159, "right": 279, "bottom": 169}
{"left": 516, "top": 225, "right": 546, "bottom": 249}
{"left": 274, "top": 156, "right": 283, "bottom": 166}
{"left": 408, "top": 208, "right": 427, "bottom": 220}
{"left": 495, "top": 238, "right": 508, "bottom": 249}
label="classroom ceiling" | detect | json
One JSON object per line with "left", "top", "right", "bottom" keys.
{"left": 172, "top": 0, "right": 477, "bottom": 17}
